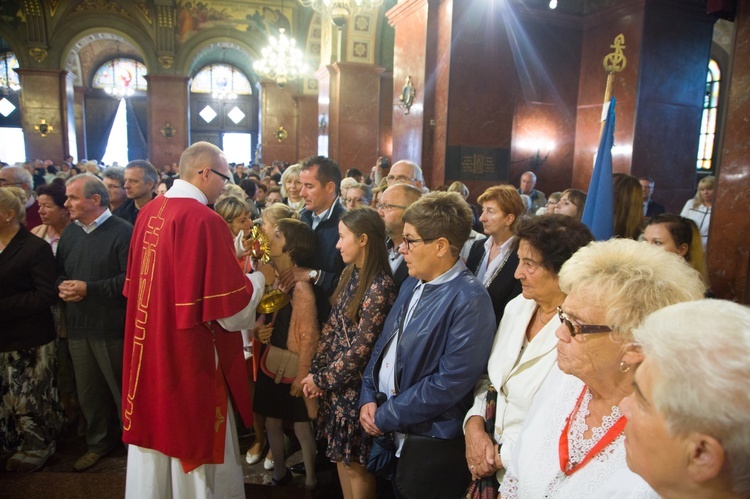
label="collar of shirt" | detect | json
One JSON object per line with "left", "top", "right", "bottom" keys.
{"left": 477, "top": 235, "right": 515, "bottom": 285}
{"left": 25, "top": 196, "right": 36, "bottom": 209}
{"left": 164, "top": 179, "right": 208, "bottom": 205}
{"left": 424, "top": 258, "right": 466, "bottom": 287}
{"left": 311, "top": 199, "right": 337, "bottom": 230}
{"left": 74, "top": 208, "right": 112, "bottom": 234}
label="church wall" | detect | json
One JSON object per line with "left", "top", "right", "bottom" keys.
{"left": 630, "top": 3, "right": 714, "bottom": 214}
{"left": 709, "top": 0, "right": 750, "bottom": 302}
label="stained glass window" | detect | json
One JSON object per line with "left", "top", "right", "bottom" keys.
{"left": 190, "top": 64, "right": 252, "bottom": 98}
{"left": 0, "top": 52, "right": 20, "bottom": 91}
{"left": 92, "top": 58, "right": 147, "bottom": 96}
{"left": 697, "top": 59, "right": 720, "bottom": 171}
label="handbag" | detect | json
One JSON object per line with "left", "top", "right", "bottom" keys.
{"left": 260, "top": 345, "right": 299, "bottom": 384}
{"left": 395, "top": 433, "right": 472, "bottom": 499}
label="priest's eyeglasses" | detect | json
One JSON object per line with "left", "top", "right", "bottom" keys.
{"left": 557, "top": 307, "right": 612, "bottom": 337}
{"left": 199, "top": 168, "right": 231, "bottom": 184}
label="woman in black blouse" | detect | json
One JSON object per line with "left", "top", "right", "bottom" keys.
{"left": 466, "top": 185, "right": 526, "bottom": 328}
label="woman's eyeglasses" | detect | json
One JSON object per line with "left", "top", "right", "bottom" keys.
{"left": 557, "top": 307, "right": 612, "bottom": 337}
{"left": 401, "top": 236, "right": 436, "bottom": 251}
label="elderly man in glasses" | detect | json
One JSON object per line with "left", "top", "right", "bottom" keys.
{"left": 386, "top": 160, "right": 425, "bottom": 190}
{"left": 376, "top": 183, "right": 422, "bottom": 289}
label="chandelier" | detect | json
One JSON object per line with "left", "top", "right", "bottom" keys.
{"left": 299, "top": 0, "right": 384, "bottom": 27}
{"left": 253, "top": 28, "right": 308, "bottom": 87}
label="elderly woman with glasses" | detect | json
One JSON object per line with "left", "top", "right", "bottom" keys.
{"left": 622, "top": 299, "right": 750, "bottom": 499}
{"left": 499, "top": 239, "right": 706, "bottom": 498}
{"left": 359, "top": 192, "right": 496, "bottom": 498}
{"left": 464, "top": 215, "right": 593, "bottom": 486}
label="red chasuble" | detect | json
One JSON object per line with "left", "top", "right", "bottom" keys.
{"left": 122, "top": 196, "right": 254, "bottom": 465}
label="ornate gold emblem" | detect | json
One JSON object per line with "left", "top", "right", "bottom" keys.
{"left": 603, "top": 34, "right": 627, "bottom": 73}
{"left": 246, "top": 226, "right": 291, "bottom": 315}
{"left": 29, "top": 47, "right": 48, "bottom": 63}
{"left": 274, "top": 126, "right": 289, "bottom": 143}
{"left": 161, "top": 122, "right": 175, "bottom": 139}
{"left": 34, "top": 118, "right": 53, "bottom": 137}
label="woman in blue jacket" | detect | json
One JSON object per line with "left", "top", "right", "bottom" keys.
{"left": 359, "top": 191, "right": 496, "bottom": 499}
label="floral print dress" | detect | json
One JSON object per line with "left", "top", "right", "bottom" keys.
{"left": 310, "top": 268, "right": 396, "bottom": 466}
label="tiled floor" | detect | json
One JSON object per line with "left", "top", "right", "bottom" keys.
{"left": 0, "top": 425, "right": 344, "bottom": 499}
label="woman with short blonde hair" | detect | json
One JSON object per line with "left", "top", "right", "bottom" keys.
{"left": 500, "top": 239, "right": 705, "bottom": 498}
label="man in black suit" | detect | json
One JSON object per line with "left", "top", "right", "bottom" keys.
{"left": 640, "top": 177, "right": 666, "bottom": 218}
{"left": 278, "top": 155, "right": 345, "bottom": 323}
{"left": 376, "top": 183, "right": 422, "bottom": 289}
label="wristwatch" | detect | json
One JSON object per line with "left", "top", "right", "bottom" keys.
{"left": 308, "top": 269, "right": 319, "bottom": 282}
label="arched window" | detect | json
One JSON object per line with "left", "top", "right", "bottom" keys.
{"left": 0, "top": 51, "right": 20, "bottom": 92}
{"left": 92, "top": 57, "right": 147, "bottom": 97}
{"left": 0, "top": 51, "right": 24, "bottom": 162}
{"left": 697, "top": 59, "right": 720, "bottom": 171}
{"left": 190, "top": 64, "right": 252, "bottom": 99}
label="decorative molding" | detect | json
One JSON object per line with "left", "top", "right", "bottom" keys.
{"left": 135, "top": 2, "right": 152, "bottom": 24}
{"left": 386, "top": 0, "right": 428, "bottom": 28}
{"left": 29, "top": 47, "right": 48, "bottom": 63}
{"left": 74, "top": 0, "right": 132, "bottom": 20}
{"left": 158, "top": 55, "right": 174, "bottom": 69}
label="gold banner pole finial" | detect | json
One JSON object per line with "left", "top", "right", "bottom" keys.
{"left": 600, "top": 34, "right": 626, "bottom": 136}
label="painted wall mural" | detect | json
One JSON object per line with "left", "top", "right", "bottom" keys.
{"left": 176, "top": 1, "right": 293, "bottom": 43}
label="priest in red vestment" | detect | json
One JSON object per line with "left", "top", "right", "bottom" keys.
{"left": 122, "top": 142, "right": 275, "bottom": 498}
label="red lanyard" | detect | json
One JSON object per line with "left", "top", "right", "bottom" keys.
{"left": 558, "top": 386, "right": 627, "bottom": 476}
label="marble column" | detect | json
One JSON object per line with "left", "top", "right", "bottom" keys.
{"left": 259, "top": 80, "right": 299, "bottom": 164}
{"left": 386, "top": 0, "right": 429, "bottom": 170}
{"left": 295, "top": 94, "right": 318, "bottom": 162}
{"left": 73, "top": 86, "right": 87, "bottom": 162}
{"left": 146, "top": 74, "right": 189, "bottom": 167}
{"left": 319, "top": 62, "right": 384, "bottom": 170}
{"left": 17, "top": 68, "right": 74, "bottom": 162}
{"left": 708, "top": 0, "right": 750, "bottom": 303}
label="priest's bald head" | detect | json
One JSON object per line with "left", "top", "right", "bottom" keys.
{"left": 179, "top": 142, "right": 231, "bottom": 204}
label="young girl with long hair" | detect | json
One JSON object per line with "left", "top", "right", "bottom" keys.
{"left": 301, "top": 207, "right": 397, "bottom": 499}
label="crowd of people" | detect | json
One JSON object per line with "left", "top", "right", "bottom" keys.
{"left": 1, "top": 147, "right": 746, "bottom": 499}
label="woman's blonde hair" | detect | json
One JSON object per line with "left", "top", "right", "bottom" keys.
{"left": 261, "top": 203, "right": 301, "bottom": 227}
{"left": 691, "top": 175, "right": 716, "bottom": 209}
{"left": 280, "top": 164, "right": 301, "bottom": 198}
{"left": 214, "top": 196, "right": 250, "bottom": 225}
{"left": 0, "top": 186, "right": 27, "bottom": 224}
{"left": 558, "top": 238, "right": 706, "bottom": 340}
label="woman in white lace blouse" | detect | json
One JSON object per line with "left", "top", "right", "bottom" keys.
{"left": 499, "top": 239, "right": 706, "bottom": 498}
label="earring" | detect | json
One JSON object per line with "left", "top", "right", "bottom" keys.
{"left": 619, "top": 360, "right": 631, "bottom": 373}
